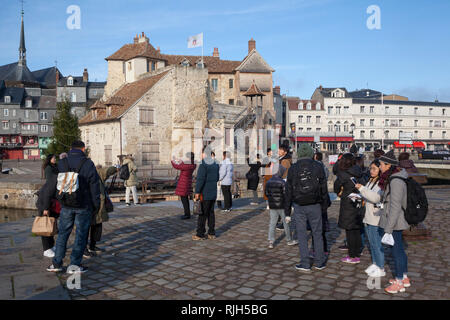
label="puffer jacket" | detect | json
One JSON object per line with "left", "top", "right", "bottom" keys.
{"left": 195, "top": 159, "right": 220, "bottom": 201}
{"left": 246, "top": 160, "right": 261, "bottom": 191}
{"left": 359, "top": 177, "right": 383, "bottom": 226}
{"left": 334, "top": 165, "right": 364, "bottom": 230}
{"left": 219, "top": 158, "right": 234, "bottom": 186}
{"left": 171, "top": 160, "right": 196, "bottom": 197}
{"left": 379, "top": 169, "right": 410, "bottom": 234}
{"left": 123, "top": 158, "right": 138, "bottom": 187}
{"left": 264, "top": 174, "right": 285, "bottom": 210}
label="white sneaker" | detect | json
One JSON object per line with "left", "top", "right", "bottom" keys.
{"left": 287, "top": 240, "right": 299, "bottom": 246}
{"left": 43, "top": 248, "right": 55, "bottom": 258}
{"left": 368, "top": 267, "right": 386, "bottom": 278}
{"left": 365, "top": 264, "right": 377, "bottom": 275}
{"left": 268, "top": 242, "right": 274, "bottom": 249}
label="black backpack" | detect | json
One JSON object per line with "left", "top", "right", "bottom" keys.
{"left": 56, "top": 158, "right": 88, "bottom": 208}
{"left": 292, "top": 160, "right": 320, "bottom": 205}
{"left": 390, "top": 176, "right": 428, "bottom": 225}
{"left": 119, "top": 163, "right": 130, "bottom": 180}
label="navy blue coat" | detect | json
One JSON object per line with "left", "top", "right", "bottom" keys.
{"left": 58, "top": 149, "right": 101, "bottom": 210}
{"left": 195, "top": 159, "right": 219, "bottom": 201}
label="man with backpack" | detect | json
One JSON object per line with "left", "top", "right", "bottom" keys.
{"left": 285, "top": 144, "right": 328, "bottom": 272}
{"left": 46, "top": 140, "right": 100, "bottom": 274}
{"left": 122, "top": 154, "right": 139, "bottom": 206}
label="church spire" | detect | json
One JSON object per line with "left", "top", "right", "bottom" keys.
{"left": 18, "top": 1, "right": 26, "bottom": 66}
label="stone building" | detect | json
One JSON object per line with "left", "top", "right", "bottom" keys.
{"left": 79, "top": 33, "right": 276, "bottom": 177}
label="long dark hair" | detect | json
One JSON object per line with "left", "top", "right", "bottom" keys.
{"left": 339, "top": 153, "right": 355, "bottom": 171}
{"left": 42, "top": 154, "right": 55, "bottom": 171}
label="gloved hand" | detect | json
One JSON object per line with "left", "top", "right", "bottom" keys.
{"left": 285, "top": 216, "right": 291, "bottom": 224}
{"left": 381, "top": 233, "right": 394, "bottom": 246}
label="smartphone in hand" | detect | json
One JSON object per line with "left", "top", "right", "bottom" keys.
{"left": 350, "top": 177, "right": 357, "bottom": 185}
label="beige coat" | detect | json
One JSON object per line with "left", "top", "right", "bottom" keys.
{"left": 359, "top": 178, "right": 383, "bottom": 226}
{"left": 123, "top": 158, "right": 138, "bottom": 187}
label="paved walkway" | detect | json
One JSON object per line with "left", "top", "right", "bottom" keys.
{"left": 1, "top": 189, "right": 449, "bottom": 300}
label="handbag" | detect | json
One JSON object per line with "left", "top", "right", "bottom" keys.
{"left": 105, "top": 195, "right": 114, "bottom": 213}
{"left": 193, "top": 200, "right": 202, "bottom": 215}
{"left": 32, "top": 216, "right": 58, "bottom": 237}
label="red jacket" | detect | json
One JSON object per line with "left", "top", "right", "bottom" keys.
{"left": 171, "top": 160, "right": 196, "bottom": 197}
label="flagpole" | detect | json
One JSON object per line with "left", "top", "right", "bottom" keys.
{"left": 201, "top": 33, "right": 204, "bottom": 68}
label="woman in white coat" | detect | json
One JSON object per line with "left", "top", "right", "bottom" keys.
{"left": 355, "top": 159, "right": 385, "bottom": 278}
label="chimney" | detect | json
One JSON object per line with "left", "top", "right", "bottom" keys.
{"left": 83, "top": 68, "right": 88, "bottom": 82}
{"left": 248, "top": 38, "right": 256, "bottom": 54}
{"left": 55, "top": 69, "right": 60, "bottom": 84}
{"left": 213, "top": 47, "right": 219, "bottom": 58}
{"left": 133, "top": 34, "right": 139, "bottom": 44}
{"left": 319, "top": 85, "right": 323, "bottom": 90}
{"left": 156, "top": 46, "right": 160, "bottom": 53}
{"left": 273, "top": 86, "right": 280, "bottom": 95}
{"left": 138, "top": 31, "right": 149, "bottom": 43}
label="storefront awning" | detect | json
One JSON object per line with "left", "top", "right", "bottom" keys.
{"left": 293, "top": 137, "right": 314, "bottom": 142}
{"left": 393, "top": 141, "right": 425, "bottom": 148}
{"left": 320, "top": 137, "right": 353, "bottom": 142}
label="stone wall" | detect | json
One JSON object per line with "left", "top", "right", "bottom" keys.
{"left": 104, "top": 60, "right": 125, "bottom": 99}
{"left": 0, "top": 182, "right": 40, "bottom": 210}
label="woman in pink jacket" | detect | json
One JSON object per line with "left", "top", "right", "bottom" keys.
{"left": 171, "top": 152, "right": 197, "bottom": 220}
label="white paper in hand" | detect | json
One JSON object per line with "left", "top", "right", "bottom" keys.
{"left": 381, "top": 233, "right": 395, "bottom": 246}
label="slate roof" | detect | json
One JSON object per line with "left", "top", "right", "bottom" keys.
{"left": 79, "top": 71, "right": 169, "bottom": 125}
{"left": 58, "top": 76, "right": 85, "bottom": 87}
{"left": 37, "top": 95, "right": 56, "bottom": 109}
{"left": 235, "top": 50, "right": 274, "bottom": 73}
{"left": 243, "top": 81, "right": 265, "bottom": 96}
{"left": 352, "top": 98, "right": 450, "bottom": 107}
{"left": 161, "top": 55, "right": 241, "bottom": 74}
{"left": 317, "top": 87, "right": 349, "bottom": 98}
{"left": 0, "top": 87, "right": 25, "bottom": 104}
{"left": 0, "top": 62, "right": 37, "bottom": 83}
{"left": 32, "top": 67, "right": 61, "bottom": 86}
{"left": 106, "top": 41, "right": 165, "bottom": 61}
{"left": 348, "top": 89, "right": 382, "bottom": 99}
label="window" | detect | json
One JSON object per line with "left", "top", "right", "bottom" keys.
{"left": 360, "top": 106, "right": 365, "bottom": 113}
{"left": 139, "top": 108, "right": 154, "bottom": 125}
{"left": 41, "top": 125, "right": 48, "bottom": 132}
{"left": 336, "top": 106, "right": 341, "bottom": 114}
{"left": 360, "top": 119, "right": 365, "bottom": 127}
{"left": 298, "top": 115, "right": 303, "bottom": 123}
{"left": 443, "top": 109, "right": 446, "bottom": 116}
{"left": 316, "top": 102, "right": 321, "bottom": 110}
{"left": 181, "top": 60, "right": 189, "bottom": 67}
{"left": 4, "top": 96, "right": 11, "bottom": 103}
{"left": 370, "top": 130, "right": 375, "bottom": 139}
{"left": 2, "top": 121, "right": 9, "bottom": 130}
{"left": 370, "top": 119, "right": 374, "bottom": 127}
{"left": 228, "top": 99, "right": 234, "bottom": 105}
{"left": 429, "top": 108, "right": 433, "bottom": 115}
{"left": 229, "top": 79, "right": 234, "bottom": 89}
{"left": 360, "top": 130, "right": 365, "bottom": 139}
{"left": 328, "top": 106, "right": 333, "bottom": 115}
{"left": 344, "top": 106, "right": 349, "bottom": 114}
{"left": 444, "top": 120, "right": 447, "bottom": 127}
{"left": 335, "top": 122, "right": 341, "bottom": 132}
{"left": 40, "top": 112, "right": 48, "bottom": 120}
{"left": 307, "top": 128, "right": 312, "bottom": 132}
{"left": 414, "top": 131, "right": 418, "bottom": 139}
{"left": 414, "top": 107, "right": 418, "bottom": 115}
{"left": 71, "top": 92, "right": 76, "bottom": 102}
{"left": 67, "top": 77, "right": 73, "bottom": 86}
{"left": 3, "top": 109, "right": 8, "bottom": 117}
{"left": 142, "top": 142, "right": 159, "bottom": 165}
{"left": 316, "top": 128, "right": 321, "bottom": 132}
{"left": 127, "top": 62, "right": 132, "bottom": 71}
{"left": 385, "top": 119, "right": 389, "bottom": 127}
{"left": 385, "top": 106, "right": 389, "bottom": 114}
{"left": 306, "top": 102, "right": 311, "bottom": 110}
{"left": 429, "top": 131, "right": 433, "bottom": 139}
{"left": 443, "top": 131, "right": 447, "bottom": 139}
{"left": 104, "top": 145, "right": 112, "bottom": 166}
{"left": 399, "top": 119, "right": 403, "bottom": 127}
{"left": 344, "top": 122, "right": 349, "bottom": 132}
{"left": 328, "top": 122, "right": 333, "bottom": 132}
{"left": 26, "top": 99, "right": 32, "bottom": 108}
{"left": 151, "top": 61, "right": 156, "bottom": 71}
{"left": 12, "top": 122, "right": 16, "bottom": 129}
{"left": 316, "top": 116, "right": 321, "bottom": 124}
{"left": 414, "top": 120, "right": 418, "bottom": 127}
{"left": 25, "top": 110, "right": 29, "bottom": 118}
{"left": 384, "top": 130, "right": 389, "bottom": 139}
{"left": 298, "top": 127, "right": 303, "bottom": 132}
{"left": 429, "top": 120, "right": 433, "bottom": 127}
{"left": 306, "top": 116, "right": 311, "bottom": 124}
{"left": 107, "top": 107, "right": 111, "bottom": 117}
{"left": 399, "top": 107, "right": 403, "bottom": 114}
{"left": 370, "top": 106, "right": 374, "bottom": 114}
{"left": 211, "top": 79, "right": 218, "bottom": 92}
{"left": 12, "top": 110, "right": 16, "bottom": 117}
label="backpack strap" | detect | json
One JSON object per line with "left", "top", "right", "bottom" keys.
{"left": 76, "top": 158, "right": 89, "bottom": 173}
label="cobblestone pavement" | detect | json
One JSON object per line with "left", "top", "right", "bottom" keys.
{"left": 1, "top": 189, "right": 449, "bottom": 300}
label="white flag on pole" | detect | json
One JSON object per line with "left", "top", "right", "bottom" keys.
{"left": 187, "top": 33, "right": 203, "bottom": 48}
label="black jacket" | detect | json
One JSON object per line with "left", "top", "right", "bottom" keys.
{"left": 44, "top": 164, "right": 59, "bottom": 181}
{"left": 285, "top": 158, "right": 328, "bottom": 215}
{"left": 264, "top": 175, "right": 285, "bottom": 209}
{"left": 57, "top": 149, "right": 101, "bottom": 210}
{"left": 246, "top": 160, "right": 261, "bottom": 191}
{"left": 333, "top": 165, "right": 364, "bottom": 230}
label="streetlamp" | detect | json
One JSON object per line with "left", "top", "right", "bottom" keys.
{"left": 350, "top": 123, "right": 355, "bottom": 152}
{"left": 334, "top": 124, "right": 338, "bottom": 153}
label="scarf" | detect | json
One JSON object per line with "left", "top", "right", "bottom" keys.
{"left": 378, "top": 166, "right": 401, "bottom": 190}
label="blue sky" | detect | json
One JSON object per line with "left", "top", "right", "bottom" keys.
{"left": 1, "top": 0, "right": 449, "bottom": 101}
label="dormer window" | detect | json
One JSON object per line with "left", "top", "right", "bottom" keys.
{"left": 92, "top": 110, "right": 97, "bottom": 120}
{"left": 298, "top": 102, "right": 303, "bottom": 110}
{"left": 306, "top": 102, "right": 312, "bottom": 110}
{"left": 107, "top": 107, "right": 112, "bottom": 117}
{"left": 67, "top": 77, "right": 73, "bottom": 86}
{"left": 4, "top": 96, "right": 11, "bottom": 103}
{"left": 181, "top": 59, "right": 190, "bottom": 67}
{"left": 332, "top": 89, "right": 344, "bottom": 98}
{"left": 25, "top": 99, "right": 32, "bottom": 108}
{"left": 316, "top": 102, "right": 321, "bottom": 110}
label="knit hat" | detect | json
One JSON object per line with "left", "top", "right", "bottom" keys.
{"left": 379, "top": 150, "right": 398, "bottom": 166}
{"left": 297, "top": 143, "right": 314, "bottom": 159}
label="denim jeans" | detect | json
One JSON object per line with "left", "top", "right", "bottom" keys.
{"left": 364, "top": 224, "right": 385, "bottom": 268}
{"left": 293, "top": 203, "right": 325, "bottom": 268}
{"left": 268, "top": 209, "right": 292, "bottom": 242}
{"left": 392, "top": 230, "right": 408, "bottom": 280}
{"left": 53, "top": 207, "right": 92, "bottom": 267}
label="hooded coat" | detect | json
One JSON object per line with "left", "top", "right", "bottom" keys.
{"left": 334, "top": 164, "right": 364, "bottom": 230}
{"left": 246, "top": 160, "right": 261, "bottom": 191}
{"left": 123, "top": 158, "right": 138, "bottom": 187}
{"left": 171, "top": 160, "right": 196, "bottom": 197}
